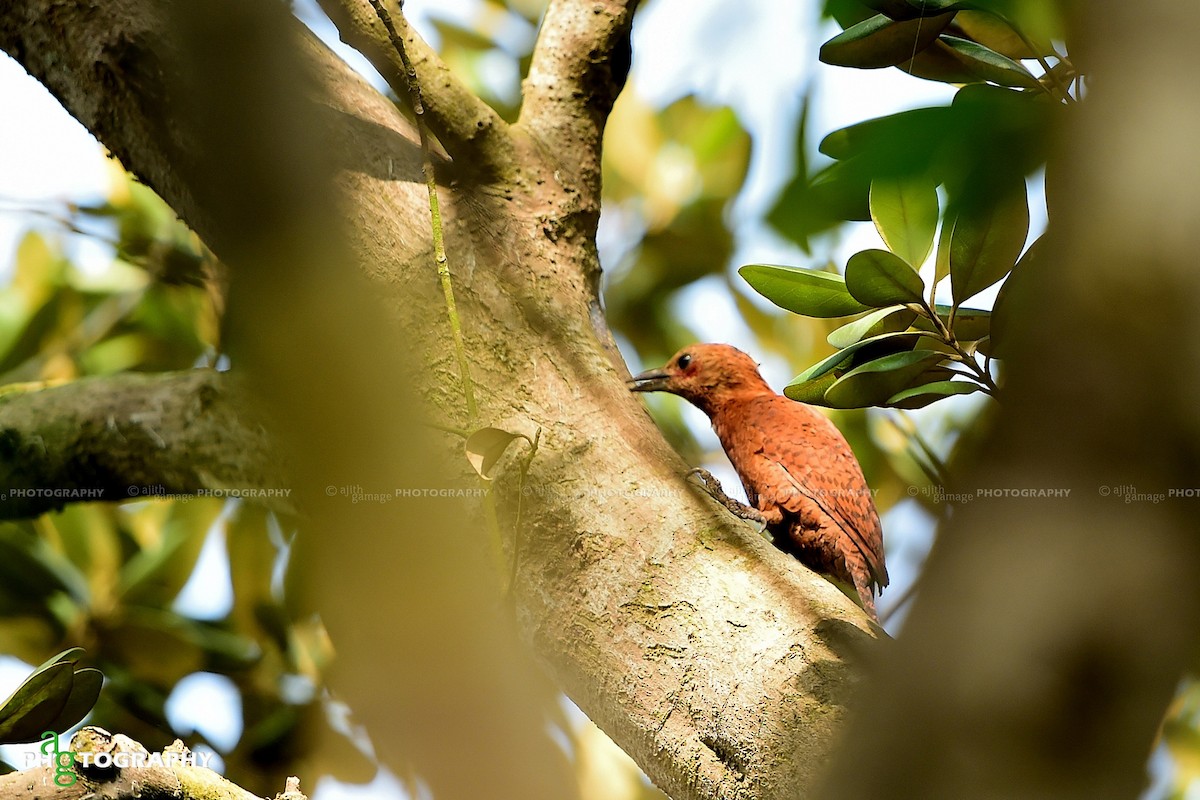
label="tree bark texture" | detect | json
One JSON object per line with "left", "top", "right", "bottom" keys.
{"left": 0, "top": 372, "right": 280, "bottom": 518}
{"left": 0, "top": 2, "right": 879, "bottom": 799}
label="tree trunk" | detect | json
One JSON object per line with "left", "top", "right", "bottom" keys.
{"left": 0, "top": 2, "right": 878, "bottom": 798}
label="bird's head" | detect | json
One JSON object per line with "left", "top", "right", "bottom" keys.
{"left": 627, "top": 343, "right": 773, "bottom": 415}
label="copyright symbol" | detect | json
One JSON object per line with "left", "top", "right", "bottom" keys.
{"left": 906, "top": 485, "right": 919, "bottom": 497}
{"left": 127, "top": 485, "right": 140, "bottom": 497}
{"left": 325, "top": 485, "right": 337, "bottom": 496}
{"left": 1098, "top": 485, "right": 1110, "bottom": 497}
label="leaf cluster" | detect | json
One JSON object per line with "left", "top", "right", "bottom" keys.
{"left": 746, "top": 0, "right": 1072, "bottom": 409}
{"left": 0, "top": 648, "right": 100, "bottom": 747}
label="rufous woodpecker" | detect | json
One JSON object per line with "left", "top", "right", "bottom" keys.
{"left": 628, "top": 343, "right": 888, "bottom": 620}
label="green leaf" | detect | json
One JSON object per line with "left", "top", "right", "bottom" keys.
{"left": 845, "top": 249, "right": 926, "bottom": 306}
{"left": 46, "top": 668, "right": 102, "bottom": 734}
{"left": 820, "top": 12, "right": 954, "bottom": 69}
{"left": 119, "top": 501, "right": 222, "bottom": 607}
{"left": 820, "top": 107, "right": 951, "bottom": 162}
{"left": 465, "top": 427, "right": 523, "bottom": 482}
{"left": 783, "top": 372, "right": 839, "bottom": 404}
{"left": 887, "top": 379, "right": 984, "bottom": 408}
{"left": 861, "top": 0, "right": 967, "bottom": 18}
{"left": 953, "top": 10, "right": 1049, "bottom": 59}
{"left": 0, "top": 663, "right": 72, "bottom": 744}
{"left": 938, "top": 35, "right": 1041, "bottom": 89}
{"left": 933, "top": 211, "right": 954, "bottom": 289}
{"left": 38, "top": 649, "right": 84, "bottom": 670}
{"left": 0, "top": 527, "right": 75, "bottom": 612}
{"left": 897, "top": 38, "right": 995, "bottom": 84}
{"left": 739, "top": 264, "right": 870, "bottom": 318}
{"left": 766, "top": 158, "right": 872, "bottom": 249}
{"left": 950, "top": 178, "right": 1029, "bottom": 306}
{"left": 0, "top": 649, "right": 101, "bottom": 742}
{"left": 990, "top": 236, "right": 1043, "bottom": 358}
{"left": 795, "top": 331, "right": 924, "bottom": 382}
{"left": 902, "top": 0, "right": 963, "bottom": 11}
{"left": 827, "top": 306, "right": 917, "bottom": 348}
{"left": 913, "top": 304, "right": 992, "bottom": 342}
{"left": 870, "top": 176, "right": 939, "bottom": 267}
{"left": 823, "top": 349, "right": 948, "bottom": 409}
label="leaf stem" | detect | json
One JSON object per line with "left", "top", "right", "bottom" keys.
{"left": 917, "top": 299, "right": 1000, "bottom": 395}
{"left": 1000, "top": 13, "right": 1075, "bottom": 105}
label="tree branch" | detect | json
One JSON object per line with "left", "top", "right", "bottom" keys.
{"left": 0, "top": 371, "right": 281, "bottom": 520}
{"left": 317, "top": 0, "right": 514, "bottom": 172}
{"left": 518, "top": 0, "right": 639, "bottom": 189}
{"left": 0, "top": 3, "right": 879, "bottom": 798}
{"left": 0, "top": 727, "right": 305, "bottom": 800}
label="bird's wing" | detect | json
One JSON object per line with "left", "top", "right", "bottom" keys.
{"left": 735, "top": 397, "right": 889, "bottom": 589}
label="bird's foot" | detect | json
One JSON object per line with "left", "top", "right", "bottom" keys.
{"left": 687, "top": 468, "right": 767, "bottom": 530}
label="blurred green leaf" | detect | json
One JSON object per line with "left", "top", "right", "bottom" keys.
{"left": 739, "top": 265, "right": 870, "bottom": 318}
{"left": 118, "top": 499, "right": 223, "bottom": 607}
{"left": 990, "top": 235, "right": 1043, "bottom": 358}
{"left": 430, "top": 17, "right": 498, "bottom": 51}
{"left": 105, "top": 607, "right": 258, "bottom": 685}
{"left": 767, "top": 158, "right": 872, "bottom": 249}
{"left": 817, "top": 85, "right": 1054, "bottom": 195}
{"left": 226, "top": 505, "right": 281, "bottom": 642}
{"left": 828, "top": 306, "right": 917, "bottom": 348}
{"left": 898, "top": 0, "right": 963, "bottom": 11}
{"left": 952, "top": 10, "right": 1047, "bottom": 59}
{"left": 870, "top": 175, "right": 939, "bottom": 267}
{"left": 859, "top": 0, "right": 966, "bottom": 18}
{"left": 0, "top": 526, "right": 83, "bottom": 614}
{"left": 887, "top": 379, "right": 984, "bottom": 408}
{"left": 950, "top": 176, "right": 1029, "bottom": 306}
{"left": 845, "top": 249, "right": 926, "bottom": 306}
{"left": 40, "top": 505, "right": 122, "bottom": 608}
{"left": 823, "top": 349, "right": 948, "bottom": 408}
{"left": 937, "top": 35, "right": 1041, "bottom": 89}
{"left": 104, "top": 610, "right": 205, "bottom": 686}
{"left": 820, "top": 12, "right": 954, "bottom": 69}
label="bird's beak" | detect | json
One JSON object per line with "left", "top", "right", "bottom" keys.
{"left": 627, "top": 368, "right": 671, "bottom": 393}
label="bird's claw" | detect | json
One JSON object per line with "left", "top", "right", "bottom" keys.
{"left": 687, "top": 468, "right": 767, "bottom": 530}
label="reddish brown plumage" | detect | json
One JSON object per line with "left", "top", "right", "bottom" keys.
{"left": 629, "top": 343, "right": 888, "bottom": 619}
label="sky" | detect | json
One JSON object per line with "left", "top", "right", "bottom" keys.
{"left": 0, "top": 1, "right": 1174, "bottom": 798}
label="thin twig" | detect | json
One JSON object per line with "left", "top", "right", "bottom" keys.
{"left": 368, "top": 0, "right": 478, "bottom": 421}
{"left": 1004, "top": 16, "right": 1075, "bottom": 105}
{"left": 508, "top": 429, "right": 542, "bottom": 594}
{"left": 917, "top": 299, "right": 1000, "bottom": 395}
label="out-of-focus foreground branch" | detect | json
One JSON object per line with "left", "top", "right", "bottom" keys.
{"left": 819, "top": 3, "right": 1200, "bottom": 798}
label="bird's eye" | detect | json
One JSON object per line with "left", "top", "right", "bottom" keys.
{"left": 677, "top": 353, "right": 692, "bottom": 369}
